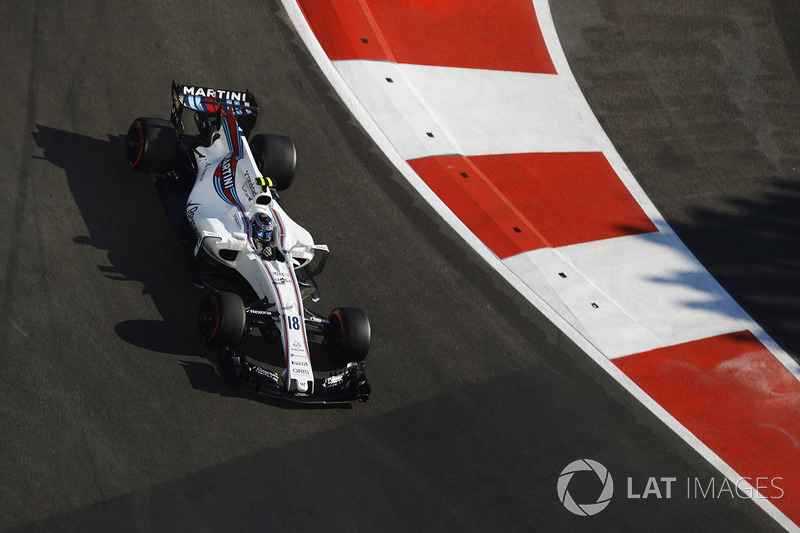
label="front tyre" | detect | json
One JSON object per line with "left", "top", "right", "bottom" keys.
{"left": 126, "top": 117, "right": 178, "bottom": 174}
{"left": 198, "top": 291, "right": 246, "bottom": 347}
{"left": 326, "top": 307, "right": 371, "bottom": 363}
{"left": 250, "top": 134, "right": 296, "bottom": 191}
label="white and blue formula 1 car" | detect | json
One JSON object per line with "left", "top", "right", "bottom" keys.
{"left": 125, "top": 82, "right": 371, "bottom": 404}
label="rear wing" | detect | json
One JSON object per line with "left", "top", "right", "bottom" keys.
{"left": 171, "top": 81, "right": 258, "bottom": 137}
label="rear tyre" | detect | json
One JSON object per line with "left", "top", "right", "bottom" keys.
{"left": 126, "top": 117, "right": 178, "bottom": 174}
{"left": 326, "top": 307, "right": 371, "bottom": 363}
{"left": 250, "top": 134, "right": 296, "bottom": 191}
{"left": 198, "top": 291, "right": 246, "bottom": 347}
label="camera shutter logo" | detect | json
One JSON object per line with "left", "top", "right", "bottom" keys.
{"left": 557, "top": 459, "right": 614, "bottom": 516}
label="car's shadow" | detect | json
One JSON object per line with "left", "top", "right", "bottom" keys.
{"left": 32, "top": 125, "right": 350, "bottom": 408}
{"left": 33, "top": 124, "right": 201, "bottom": 353}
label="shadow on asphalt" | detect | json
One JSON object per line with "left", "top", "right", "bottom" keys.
{"left": 10, "top": 361, "right": 782, "bottom": 533}
{"left": 670, "top": 178, "right": 800, "bottom": 358}
{"left": 31, "top": 124, "right": 200, "bottom": 356}
{"left": 612, "top": 180, "right": 800, "bottom": 361}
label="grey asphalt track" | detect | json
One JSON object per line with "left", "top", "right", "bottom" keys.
{"left": 0, "top": 1, "right": 794, "bottom": 531}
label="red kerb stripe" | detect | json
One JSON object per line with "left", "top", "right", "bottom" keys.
{"left": 297, "top": 0, "right": 556, "bottom": 74}
{"left": 410, "top": 152, "right": 657, "bottom": 258}
{"left": 615, "top": 331, "right": 800, "bottom": 522}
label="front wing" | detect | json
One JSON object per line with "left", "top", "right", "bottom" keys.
{"left": 217, "top": 347, "right": 371, "bottom": 404}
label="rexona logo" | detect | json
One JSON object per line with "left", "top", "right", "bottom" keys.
{"left": 557, "top": 459, "right": 614, "bottom": 516}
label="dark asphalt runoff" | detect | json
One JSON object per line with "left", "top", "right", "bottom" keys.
{"left": 0, "top": 1, "right": 795, "bottom": 531}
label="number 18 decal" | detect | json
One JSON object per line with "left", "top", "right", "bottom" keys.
{"left": 287, "top": 316, "right": 301, "bottom": 330}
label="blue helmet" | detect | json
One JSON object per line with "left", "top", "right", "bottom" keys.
{"left": 252, "top": 212, "right": 274, "bottom": 244}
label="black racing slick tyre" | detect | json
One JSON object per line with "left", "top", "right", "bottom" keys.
{"left": 197, "top": 291, "right": 246, "bottom": 348}
{"left": 126, "top": 117, "right": 178, "bottom": 174}
{"left": 326, "top": 307, "right": 371, "bottom": 363}
{"left": 250, "top": 134, "right": 296, "bottom": 191}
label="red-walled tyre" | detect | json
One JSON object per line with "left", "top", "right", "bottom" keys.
{"left": 326, "top": 307, "right": 371, "bottom": 363}
{"left": 126, "top": 117, "right": 177, "bottom": 174}
{"left": 198, "top": 291, "right": 246, "bottom": 347}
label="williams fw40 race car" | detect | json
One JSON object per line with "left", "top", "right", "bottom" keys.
{"left": 125, "top": 82, "right": 371, "bottom": 404}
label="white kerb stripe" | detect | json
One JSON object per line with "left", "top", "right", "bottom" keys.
{"left": 334, "top": 60, "right": 598, "bottom": 160}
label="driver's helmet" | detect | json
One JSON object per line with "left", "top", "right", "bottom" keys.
{"left": 252, "top": 212, "right": 274, "bottom": 244}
